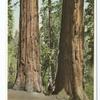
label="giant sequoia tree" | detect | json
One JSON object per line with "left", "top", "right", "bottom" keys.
{"left": 53, "top": 0, "right": 89, "bottom": 100}
{"left": 13, "top": 0, "right": 42, "bottom": 92}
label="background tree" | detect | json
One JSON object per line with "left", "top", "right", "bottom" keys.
{"left": 13, "top": 0, "right": 42, "bottom": 92}
{"left": 40, "top": 0, "right": 62, "bottom": 92}
{"left": 53, "top": 0, "right": 89, "bottom": 100}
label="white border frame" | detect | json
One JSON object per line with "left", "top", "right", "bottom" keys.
{"left": 0, "top": 0, "right": 99, "bottom": 100}
{"left": 0, "top": 0, "right": 7, "bottom": 100}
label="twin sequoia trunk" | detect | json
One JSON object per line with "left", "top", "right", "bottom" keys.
{"left": 13, "top": 0, "right": 42, "bottom": 92}
{"left": 53, "top": 0, "right": 88, "bottom": 100}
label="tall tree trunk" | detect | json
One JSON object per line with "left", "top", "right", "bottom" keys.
{"left": 53, "top": 0, "right": 89, "bottom": 100}
{"left": 13, "top": 0, "right": 42, "bottom": 92}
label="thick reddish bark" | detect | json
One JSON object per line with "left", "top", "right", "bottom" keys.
{"left": 13, "top": 0, "right": 42, "bottom": 92}
{"left": 53, "top": 0, "right": 89, "bottom": 100}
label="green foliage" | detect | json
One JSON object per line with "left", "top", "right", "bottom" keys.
{"left": 8, "top": 39, "right": 17, "bottom": 88}
{"left": 8, "top": 0, "right": 17, "bottom": 88}
{"left": 8, "top": 0, "right": 14, "bottom": 43}
{"left": 84, "top": 0, "right": 94, "bottom": 99}
{"left": 85, "top": 79, "right": 93, "bottom": 100}
{"left": 84, "top": 0, "right": 94, "bottom": 66}
{"left": 40, "top": 0, "right": 62, "bottom": 92}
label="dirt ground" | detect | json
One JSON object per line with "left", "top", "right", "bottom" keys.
{"left": 8, "top": 89, "right": 68, "bottom": 100}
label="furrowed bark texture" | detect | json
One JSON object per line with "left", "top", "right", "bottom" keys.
{"left": 13, "top": 0, "right": 42, "bottom": 92}
{"left": 53, "top": 0, "right": 89, "bottom": 100}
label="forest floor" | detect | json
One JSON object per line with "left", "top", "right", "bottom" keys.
{"left": 8, "top": 89, "right": 69, "bottom": 100}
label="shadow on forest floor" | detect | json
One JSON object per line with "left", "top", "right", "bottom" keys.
{"left": 8, "top": 89, "right": 69, "bottom": 100}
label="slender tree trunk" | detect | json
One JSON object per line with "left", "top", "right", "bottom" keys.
{"left": 53, "top": 0, "right": 89, "bottom": 100}
{"left": 48, "top": 0, "right": 52, "bottom": 48}
{"left": 48, "top": 0, "right": 55, "bottom": 83}
{"left": 13, "top": 0, "right": 42, "bottom": 92}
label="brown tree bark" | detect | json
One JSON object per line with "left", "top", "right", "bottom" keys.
{"left": 13, "top": 0, "right": 42, "bottom": 92}
{"left": 53, "top": 0, "right": 89, "bottom": 100}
